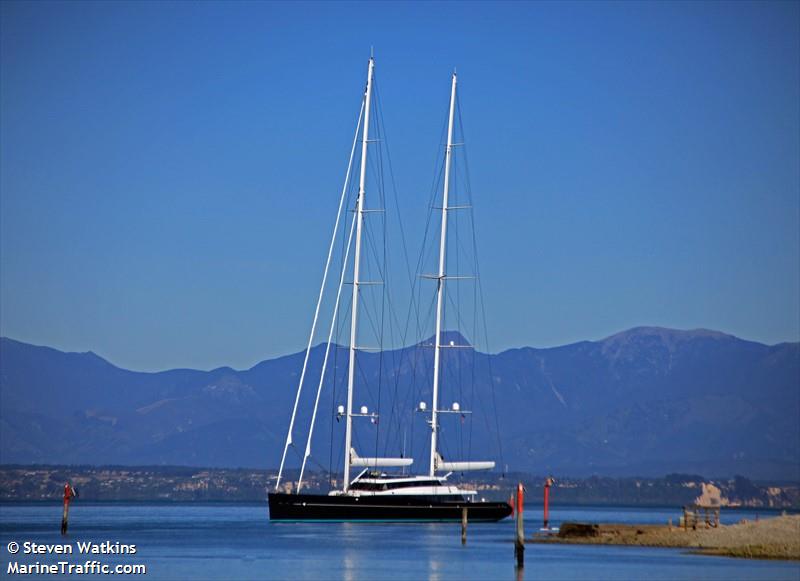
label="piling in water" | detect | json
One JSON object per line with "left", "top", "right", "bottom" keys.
{"left": 543, "top": 477, "right": 554, "bottom": 529}
{"left": 61, "top": 482, "right": 76, "bottom": 536}
{"left": 515, "top": 482, "right": 524, "bottom": 567}
{"left": 61, "top": 502, "right": 69, "bottom": 535}
{"left": 461, "top": 507, "right": 468, "bottom": 545}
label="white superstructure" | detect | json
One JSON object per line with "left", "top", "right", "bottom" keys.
{"left": 330, "top": 471, "right": 477, "bottom": 499}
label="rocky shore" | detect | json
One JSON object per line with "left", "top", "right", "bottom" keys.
{"left": 531, "top": 515, "right": 800, "bottom": 560}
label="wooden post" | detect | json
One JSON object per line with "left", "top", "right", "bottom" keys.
{"left": 61, "top": 501, "right": 70, "bottom": 535}
{"left": 543, "top": 477, "right": 554, "bottom": 529}
{"left": 682, "top": 507, "right": 688, "bottom": 531}
{"left": 61, "top": 482, "right": 75, "bottom": 535}
{"left": 514, "top": 482, "right": 524, "bottom": 567}
{"left": 461, "top": 507, "right": 468, "bottom": 545}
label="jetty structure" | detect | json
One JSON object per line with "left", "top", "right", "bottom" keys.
{"left": 267, "top": 56, "right": 512, "bottom": 522}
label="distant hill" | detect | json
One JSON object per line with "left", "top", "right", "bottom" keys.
{"left": 1, "top": 327, "right": 798, "bottom": 480}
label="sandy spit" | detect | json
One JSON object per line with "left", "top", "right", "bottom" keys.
{"left": 529, "top": 515, "right": 800, "bottom": 560}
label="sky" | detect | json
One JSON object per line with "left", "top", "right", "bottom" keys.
{"left": 1, "top": 1, "right": 798, "bottom": 371}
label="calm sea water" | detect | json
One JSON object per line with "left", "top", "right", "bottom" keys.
{"left": 1, "top": 503, "right": 798, "bottom": 580}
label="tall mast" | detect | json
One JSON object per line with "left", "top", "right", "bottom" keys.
{"left": 344, "top": 56, "right": 374, "bottom": 493}
{"left": 429, "top": 72, "right": 457, "bottom": 477}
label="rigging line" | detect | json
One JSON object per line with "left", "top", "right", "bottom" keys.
{"left": 468, "top": 228, "right": 478, "bottom": 464}
{"left": 414, "top": 181, "right": 441, "bottom": 330}
{"left": 468, "top": 355, "right": 496, "bottom": 454}
{"left": 377, "top": 263, "right": 404, "bottom": 456}
{"left": 455, "top": 88, "right": 505, "bottom": 473}
{"left": 372, "top": 80, "right": 388, "bottom": 462}
{"left": 404, "top": 290, "right": 430, "bottom": 461}
{"left": 478, "top": 274, "right": 505, "bottom": 471}
{"left": 378, "top": 344, "right": 398, "bottom": 457}
{"left": 290, "top": 443, "right": 304, "bottom": 462}
{"left": 328, "top": 342, "right": 337, "bottom": 488}
{"left": 429, "top": 95, "right": 450, "bottom": 201}
{"left": 358, "top": 276, "right": 402, "bottom": 454}
{"left": 375, "top": 77, "right": 415, "bottom": 320}
{"left": 373, "top": 92, "right": 417, "bottom": 406}
{"left": 307, "top": 454, "right": 330, "bottom": 475}
{"left": 351, "top": 417, "right": 364, "bottom": 458}
{"left": 337, "top": 297, "right": 353, "bottom": 347}
{"left": 384, "top": 342, "right": 420, "bottom": 459}
{"left": 407, "top": 348, "right": 417, "bottom": 461}
{"left": 327, "top": 407, "right": 346, "bottom": 490}
{"left": 336, "top": 415, "right": 346, "bottom": 485}
{"left": 395, "top": 98, "right": 448, "bottom": 464}
{"left": 351, "top": 344, "right": 383, "bottom": 444}
{"left": 411, "top": 116, "right": 447, "bottom": 341}
{"left": 444, "top": 289, "right": 471, "bottom": 344}
{"left": 406, "top": 215, "right": 437, "bottom": 365}
{"left": 374, "top": 218, "right": 387, "bottom": 462}
{"left": 359, "top": 234, "right": 405, "bottom": 404}
{"left": 419, "top": 288, "right": 439, "bottom": 345}
{"left": 354, "top": 349, "right": 379, "bottom": 412}
{"left": 329, "top": 218, "right": 349, "bottom": 487}
{"left": 449, "top": 151, "right": 466, "bottom": 460}
{"left": 362, "top": 215, "right": 387, "bottom": 280}
{"left": 456, "top": 90, "right": 474, "bottom": 197}
{"left": 466, "top": 183, "right": 506, "bottom": 473}
{"left": 297, "top": 209, "right": 359, "bottom": 492}
{"left": 374, "top": 82, "right": 388, "bottom": 219}
{"left": 381, "top": 293, "right": 423, "bottom": 456}
{"left": 379, "top": 209, "right": 388, "bottom": 454}
{"left": 328, "top": 254, "right": 355, "bottom": 483}
{"left": 375, "top": 83, "right": 418, "bottom": 458}
{"left": 276, "top": 99, "right": 365, "bottom": 491}
{"left": 357, "top": 289, "right": 383, "bottom": 350}
{"left": 333, "top": 357, "right": 348, "bottom": 422}
{"left": 359, "top": 227, "right": 398, "bottom": 357}
{"left": 330, "top": 155, "right": 356, "bottom": 487}
{"left": 393, "top": 346, "right": 416, "bottom": 456}
{"left": 468, "top": 243, "right": 478, "bottom": 463}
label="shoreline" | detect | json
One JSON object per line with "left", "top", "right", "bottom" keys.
{"left": 1, "top": 498, "right": 797, "bottom": 513}
{"left": 530, "top": 515, "right": 800, "bottom": 561}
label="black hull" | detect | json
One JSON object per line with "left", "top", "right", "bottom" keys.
{"left": 268, "top": 492, "right": 512, "bottom": 522}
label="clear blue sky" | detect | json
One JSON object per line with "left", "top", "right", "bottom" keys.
{"left": 1, "top": 1, "right": 798, "bottom": 371}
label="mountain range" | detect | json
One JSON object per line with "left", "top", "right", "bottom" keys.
{"left": 1, "top": 327, "right": 798, "bottom": 480}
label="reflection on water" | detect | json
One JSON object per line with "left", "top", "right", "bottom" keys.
{"left": 343, "top": 552, "right": 356, "bottom": 581}
{"left": 428, "top": 553, "right": 442, "bottom": 581}
{"left": 516, "top": 563, "right": 525, "bottom": 581}
{"left": 0, "top": 504, "right": 798, "bottom": 580}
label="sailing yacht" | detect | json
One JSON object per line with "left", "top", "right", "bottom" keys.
{"left": 268, "top": 57, "right": 512, "bottom": 522}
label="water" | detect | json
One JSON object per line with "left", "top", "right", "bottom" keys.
{"left": 1, "top": 503, "right": 798, "bottom": 580}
